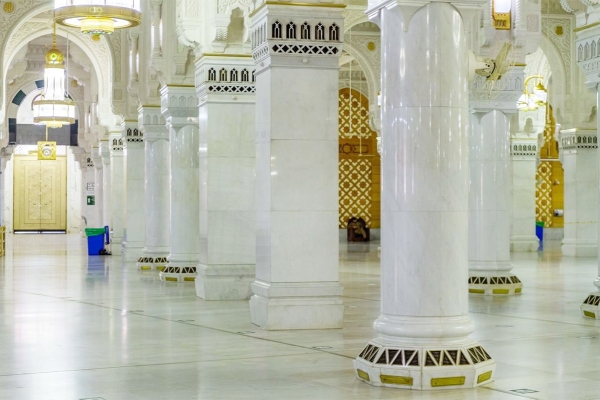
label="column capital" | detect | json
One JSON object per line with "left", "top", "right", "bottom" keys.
{"left": 139, "top": 106, "right": 169, "bottom": 142}
{"left": 250, "top": 3, "right": 344, "bottom": 74}
{"left": 91, "top": 147, "right": 103, "bottom": 169}
{"left": 366, "top": 0, "right": 485, "bottom": 29}
{"left": 469, "top": 66, "right": 524, "bottom": 116}
{"left": 160, "top": 85, "right": 197, "bottom": 129}
{"left": 122, "top": 120, "right": 144, "bottom": 148}
{"left": 195, "top": 55, "right": 256, "bottom": 106}
{"left": 559, "top": 128, "right": 598, "bottom": 154}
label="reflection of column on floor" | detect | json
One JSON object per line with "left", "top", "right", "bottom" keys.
{"left": 468, "top": 109, "right": 522, "bottom": 296}
{"left": 137, "top": 106, "right": 170, "bottom": 271}
{"left": 92, "top": 147, "right": 104, "bottom": 230}
{"left": 109, "top": 130, "right": 124, "bottom": 246}
{"left": 354, "top": 2, "right": 495, "bottom": 389}
{"left": 159, "top": 86, "right": 199, "bottom": 283}
{"left": 559, "top": 128, "right": 598, "bottom": 257}
{"left": 195, "top": 56, "right": 256, "bottom": 300}
{"left": 248, "top": 2, "right": 344, "bottom": 330}
{"left": 121, "top": 122, "right": 146, "bottom": 261}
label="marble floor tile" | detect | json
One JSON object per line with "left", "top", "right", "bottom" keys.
{"left": 0, "top": 235, "right": 599, "bottom": 399}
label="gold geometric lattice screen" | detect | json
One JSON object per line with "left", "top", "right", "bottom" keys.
{"left": 339, "top": 159, "right": 372, "bottom": 228}
{"left": 339, "top": 89, "right": 372, "bottom": 139}
{"left": 536, "top": 161, "right": 553, "bottom": 227}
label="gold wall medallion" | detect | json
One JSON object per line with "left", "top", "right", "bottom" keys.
{"left": 38, "top": 141, "right": 57, "bottom": 161}
{"left": 367, "top": 42, "right": 376, "bottom": 51}
{"left": 3, "top": 2, "right": 15, "bottom": 13}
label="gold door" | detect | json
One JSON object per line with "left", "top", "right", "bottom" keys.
{"left": 14, "top": 155, "right": 67, "bottom": 231}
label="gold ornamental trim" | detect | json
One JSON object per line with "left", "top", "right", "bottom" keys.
{"left": 477, "top": 370, "right": 493, "bottom": 384}
{"left": 380, "top": 375, "right": 413, "bottom": 386}
{"left": 431, "top": 376, "right": 466, "bottom": 387}
{"left": 574, "top": 21, "right": 600, "bottom": 33}
{"left": 54, "top": 5, "right": 141, "bottom": 29}
{"left": 195, "top": 53, "right": 253, "bottom": 63}
{"left": 251, "top": 1, "right": 345, "bottom": 17}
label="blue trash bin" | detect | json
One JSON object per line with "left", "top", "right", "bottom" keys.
{"left": 85, "top": 228, "right": 107, "bottom": 255}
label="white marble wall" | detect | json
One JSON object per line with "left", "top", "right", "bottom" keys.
{"left": 66, "top": 148, "right": 82, "bottom": 234}
{"left": 469, "top": 111, "right": 513, "bottom": 274}
{"left": 81, "top": 165, "right": 97, "bottom": 231}
{"left": 560, "top": 129, "right": 598, "bottom": 257}
{"left": 121, "top": 124, "right": 146, "bottom": 261}
{"left": 249, "top": 5, "right": 344, "bottom": 329}
{"left": 195, "top": 57, "right": 256, "bottom": 300}
{"left": 92, "top": 148, "right": 104, "bottom": 231}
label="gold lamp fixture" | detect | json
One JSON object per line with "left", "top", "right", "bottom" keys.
{"left": 54, "top": 0, "right": 141, "bottom": 39}
{"left": 33, "top": 25, "right": 76, "bottom": 129}
{"left": 517, "top": 75, "right": 548, "bottom": 112}
{"left": 492, "top": 0, "right": 512, "bottom": 30}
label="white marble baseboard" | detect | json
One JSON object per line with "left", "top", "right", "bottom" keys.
{"left": 195, "top": 264, "right": 255, "bottom": 300}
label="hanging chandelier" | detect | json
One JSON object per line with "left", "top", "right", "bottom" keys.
{"left": 54, "top": 0, "right": 141, "bottom": 38}
{"left": 33, "top": 29, "right": 76, "bottom": 129}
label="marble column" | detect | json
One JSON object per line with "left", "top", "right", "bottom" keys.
{"left": 249, "top": 3, "right": 344, "bottom": 330}
{"left": 559, "top": 129, "right": 598, "bottom": 257}
{"left": 137, "top": 106, "right": 170, "bottom": 271}
{"left": 468, "top": 111, "right": 522, "bottom": 295}
{"left": 510, "top": 109, "right": 544, "bottom": 252}
{"left": 91, "top": 147, "right": 104, "bottom": 228}
{"left": 100, "top": 144, "right": 113, "bottom": 231}
{"left": 109, "top": 132, "right": 125, "bottom": 245}
{"left": 354, "top": 1, "right": 495, "bottom": 389}
{"left": 121, "top": 122, "right": 146, "bottom": 261}
{"left": 194, "top": 56, "right": 256, "bottom": 300}
{"left": 159, "top": 86, "right": 199, "bottom": 283}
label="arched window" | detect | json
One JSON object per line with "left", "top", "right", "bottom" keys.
{"left": 230, "top": 69, "right": 238, "bottom": 82}
{"left": 219, "top": 68, "right": 228, "bottom": 82}
{"left": 329, "top": 23, "right": 339, "bottom": 41}
{"left": 241, "top": 69, "right": 249, "bottom": 82}
{"left": 315, "top": 23, "right": 325, "bottom": 40}
{"left": 272, "top": 21, "right": 282, "bottom": 39}
{"left": 286, "top": 22, "right": 296, "bottom": 39}
{"left": 208, "top": 68, "right": 216, "bottom": 81}
{"left": 301, "top": 22, "right": 310, "bottom": 40}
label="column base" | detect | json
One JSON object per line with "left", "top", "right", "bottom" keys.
{"left": 562, "top": 239, "right": 598, "bottom": 257}
{"left": 581, "top": 293, "right": 600, "bottom": 318}
{"left": 468, "top": 274, "right": 523, "bottom": 295}
{"left": 137, "top": 256, "right": 169, "bottom": 271}
{"left": 195, "top": 264, "right": 255, "bottom": 300}
{"left": 121, "top": 241, "right": 144, "bottom": 262}
{"left": 354, "top": 338, "right": 495, "bottom": 390}
{"left": 510, "top": 235, "right": 539, "bottom": 252}
{"left": 249, "top": 280, "right": 344, "bottom": 330}
{"left": 159, "top": 263, "right": 197, "bottom": 282}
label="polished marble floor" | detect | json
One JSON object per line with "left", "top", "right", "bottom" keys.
{"left": 1, "top": 235, "right": 599, "bottom": 399}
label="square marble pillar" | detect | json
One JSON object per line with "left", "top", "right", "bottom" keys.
{"left": 249, "top": 4, "right": 344, "bottom": 330}
{"left": 121, "top": 122, "right": 146, "bottom": 262}
{"left": 560, "top": 129, "right": 598, "bottom": 257}
{"left": 99, "top": 142, "right": 111, "bottom": 231}
{"left": 195, "top": 56, "right": 256, "bottom": 300}
{"left": 80, "top": 155, "right": 98, "bottom": 233}
{"left": 109, "top": 132, "right": 125, "bottom": 246}
{"left": 511, "top": 137, "right": 539, "bottom": 252}
{"left": 91, "top": 148, "right": 104, "bottom": 229}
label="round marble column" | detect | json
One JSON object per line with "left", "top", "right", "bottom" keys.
{"left": 137, "top": 107, "right": 170, "bottom": 271}
{"left": 160, "top": 123, "right": 200, "bottom": 282}
{"left": 354, "top": 2, "right": 495, "bottom": 389}
{"left": 468, "top": 111, "right": 522, "bottom": 295}
{"left": 158, "top": 86, "right": 199, "bottom": 283}
{"left": 581, "top": 88, "right": 600, "bottom": 319}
